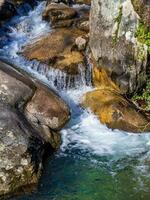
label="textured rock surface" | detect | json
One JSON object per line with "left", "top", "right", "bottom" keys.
{"left": 82, "top": 88, "right": 150, "bottom": 133}
{"left": 90, "top": 0, "right": 149, "bottom": 94}
{"left": 23, "top": 28, "right": 86, "bottom": 75}
{"left": 131, "top": 0, "right": 150, "bottom": 28}
{"left": 43, "top": 2, "right": 90, "bottom": 30}
{"left": 25, "top": 89, "right": 70, "bottom": 131}
{"left": 42, "top": 3, "right": 77, "bottom": 28}
{"left": 0, "top": 61, "right": 70, "bottom": 198}
{"left": 75, "top": 36, "right": 87, "bottom": 51}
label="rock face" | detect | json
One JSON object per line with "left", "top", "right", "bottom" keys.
{"left": 82, "top": 88, "right": 150, "bottom": 133}
{"left": 90, "top": 0, "right": 150, "bottom": 94}
{"left": 0, "top": 60, "right": 70, "bottom": 198}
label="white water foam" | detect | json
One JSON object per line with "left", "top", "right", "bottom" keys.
{"left": 62, "top": 87, "right": 150, "bottom": 159}
{"left": 0, "top": 1, "right": 50, "bottom": 59}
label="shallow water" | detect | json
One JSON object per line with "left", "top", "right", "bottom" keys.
{"left": 1, "top": 1, "right": 150, "bottom": 200}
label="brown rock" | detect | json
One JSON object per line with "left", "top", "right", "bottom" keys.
{"left": 75, "top": 0, "right": 91, "bottom": 5}
{"left": 43, "top": 2, "right": 90, "bottom": 31}
{"left": 42, "top": 3, "right": 77, "bottom": 26}
{"left": 25, "top": 89, "right": 70, "bottom": 131}
{"left": 92, "top": 57, "right": 120, "bottom": 91}
{"left": 82, "top": 89, "right": 150, "bottom": 133}
{"left": 23, "top": 28, "right": 86, "bottom": 75}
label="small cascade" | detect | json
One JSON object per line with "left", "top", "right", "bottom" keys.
{"left": 0, "top": 0, "right": 92, "bottom": 91}
{"left": 29, "top": 59, "right": 92, "bottom": 90}
{"left": 1, "top": 2, "right": 150, "bottom": 199}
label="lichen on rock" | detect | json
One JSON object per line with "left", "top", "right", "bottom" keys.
{"left": 0, "top": 61, "right": 70, "bottom": 198}
{"left": 90, "top": 0, "right": 149, "bottom": 94}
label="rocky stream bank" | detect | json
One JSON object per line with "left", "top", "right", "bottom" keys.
{"left": 0, "top": 0, "right": 150, "bottom": 199}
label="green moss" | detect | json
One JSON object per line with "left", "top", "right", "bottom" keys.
{"left": 112, "top": 5, "right": 123, "bottom": 44}
{"left": 135, "top": 22, "right": 150, "bottom": 54}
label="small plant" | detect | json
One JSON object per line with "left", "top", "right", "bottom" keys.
{"left": 135, "top": 22, "right": 150, "bottom": 54}
{"left": 132, "top": 81, "right": 150, "bottom": 110}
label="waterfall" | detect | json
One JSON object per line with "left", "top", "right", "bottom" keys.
{"left": 0, "top": 1, "right": 92, "bottom": 90}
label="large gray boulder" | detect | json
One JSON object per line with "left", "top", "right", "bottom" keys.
{"left": 90, "top": 0, "right": 150, "bottom": 94}
{"left": 0, "top": 61, "right": 70, "bottom": 199}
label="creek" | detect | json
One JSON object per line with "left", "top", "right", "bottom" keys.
{"left": 1, "top": 1, "right": 150, "bottom": 200}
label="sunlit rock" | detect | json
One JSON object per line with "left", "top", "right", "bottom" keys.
{"left": 82, "top": 88, "right": 150, "bottom": 133}
{"left": 42, "top": 3, "right": 77, "bottom": 28}
{"left": 23, "top": 28, "right": 87, "bottom": 75}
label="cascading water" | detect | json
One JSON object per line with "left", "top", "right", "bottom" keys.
{"left": 1, "top": 1, "right": 150, "bottom": 200}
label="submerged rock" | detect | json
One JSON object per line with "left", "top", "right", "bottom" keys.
{"left": 82, "top": 88, "right": 150, "bottom": 133}
{"left": 0, "top": 60, "right": 70, "bottom": 198}
{"left": 90, "top": 0, "right": 149, "bottom": 94}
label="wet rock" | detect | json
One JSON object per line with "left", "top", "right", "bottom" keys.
{"left": 42, "top": 3, "right": 77, "bottom": 27}
{"left": 90, "top": 0, "right": 149, "bottom": 95}
{"left": 75, "top": 0, "right": 91, "bottom": 5}
{"left": 75, "top": 36, "right": 87, "bottom": 51}
{"left": 46, "top": 0, "right": 73, "bottom": 6}
{"left": 23, "top": 28, "right": 86, "bottom": 75}
{"left": 91, "top": 56, "right": 120, "bottom": 91}
{"left": 77, "top": 20, "right": 89, "bottom": 32}
{"left": 82, "top": 88, "right": 150, "bottom": 133}
{"left": 43, "top": 2, "right": 90, "bottom": 31}
{"left": 0, "top": 60, "right": 70, "bottom": 198}
{"left": 0, "top": 0, "right": 16, "bottom": 25}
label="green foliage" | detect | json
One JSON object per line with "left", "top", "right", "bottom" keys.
{"left": 132, "top": 81, "right": 150, "bottom": 110}
{"left": 135, "top": 22, "right": 150, "bottom": 54}
{"left": 133, "top": 22, "right": 150, "bottom": 109}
